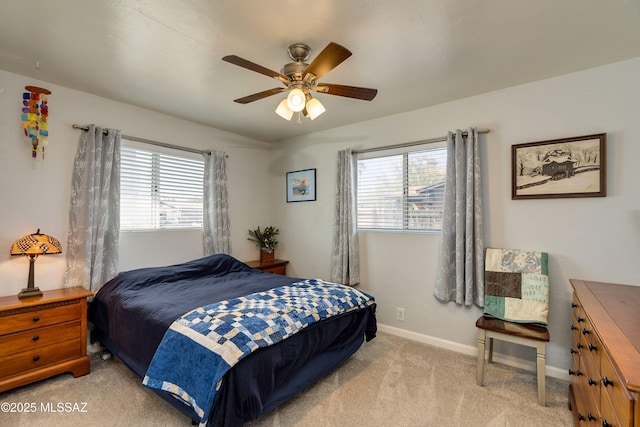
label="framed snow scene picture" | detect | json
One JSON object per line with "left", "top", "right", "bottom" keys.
{"left": 512, "top": 133, "right": 606, "bottom": 200}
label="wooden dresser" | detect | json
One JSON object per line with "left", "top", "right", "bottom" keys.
{"left": 0, "top": 286, "right": 93, "bottom": 392}
{"left": 569, "top": 279, "right": 640, "bottom": 426}
{"left": 245, "top": 259, "right": 289, "bottom": 275}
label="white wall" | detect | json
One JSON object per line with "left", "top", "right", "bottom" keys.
{"left": 270, "top": 58, "right": 640, "bottom": 374}
{"left": 0, "top": 69, "right": 272, "bottom": 296}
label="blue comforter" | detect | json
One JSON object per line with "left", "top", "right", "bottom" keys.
{"left": 88, "top": 254, "right": 377, "bottom": 426}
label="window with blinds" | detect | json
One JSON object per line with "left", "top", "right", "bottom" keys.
{"left": 120, "top": 141, "right": 204, "bottom": 230}
{"left": 356, "top": 143, "right": 447, "bottom": 231}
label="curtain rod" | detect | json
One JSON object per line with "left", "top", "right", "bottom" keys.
{"left": 352, "top": 128, "right": 491, "bottom": 155}
{"left": 72, "top": 124, "right": 215, "bottom": 156}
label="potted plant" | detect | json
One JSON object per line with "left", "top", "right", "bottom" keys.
{"left": 248, "top": 226, "right": 279, "bottom": 264}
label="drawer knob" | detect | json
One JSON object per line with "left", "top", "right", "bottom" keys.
{"left": 582, "top": 328, "right": 590, "bottom": 335}
{"left": 602, "top": 376, "right": 614, "bottom": 387}
{"left": 577, "top": 343, "right": 584, "bottom": 349}
{"left": 571, "top": 303, "right": 578, "bottom": 308}
{"left": 588, "top": 378, "right": 597, "bottom": 386}
{"left": 33, "top": 316, "right": 40, "bottom": 322}
{"left": 32, "top": 335, "right": 39, "bottom": 341}
{"left": 578, "top": 413, "right": 585, "bottom": 421}
{"left": 588, "top": 343, "right": 597, "bottom": 352}
{"left": 33, "top": 355, "right": 40, "bottom": 362}
{"left": 569, "top": 369, "right": 583, "bottom": 376}
{"left": 571, "top": 325, "right": 577, "bottom": 331}
{"left": 602, "top": 419, "right": 613, "bottom": 427}
{"left": 577, "top": 316, "right": 585, "bottom": 323}
{"left": 570, "top": 348, "right": 578, "bottom": 354}
{"left": 587, "top": 412, "right": 596, "bottom": 421}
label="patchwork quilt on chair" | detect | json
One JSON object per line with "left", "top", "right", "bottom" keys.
{"left": 483, "top": 248, "right": 549, "bottom": 326}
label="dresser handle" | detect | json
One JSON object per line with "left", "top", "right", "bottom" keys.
{"left": 588, "top": 343, "right": 597, "bottom": 352}
{"left": 588, "top": 378, "right": 597, "bottom": 386}
{"left": 571, "top": 325, "right": 577, "bottom": 331}
{"left": 571, "top": 303, "right": 578, "bottom": 308}
{"left": 577, "top": 343, "right": 584, "bottom": 349}
{"left": 587, "top": 412, "right": 596, "bottom": 421}
{"left": 33, "top": 316, "right": 40, "bottom": 322}
{"left": 602, "top": 376, "right": 614, "bottom": 387}
{"left": 570, "top": 348, "right": 578, "bottom": 354}
{"left": 582, "top": 328, "right": 590, "bottom": 335}
{"left": 33, "top": 355, "right": 40, "bottom": 362}
{"left": 602, "top": 419, "right": 613, "bottom": 427}
{"left": 578, "top": 413, "right": 585, "bottom": 421}
{"left": 569, "top": 369, "right": 583, "bottom": 376}
{"left": 577, "top": 316, "right": 585, "bottom": 323}
{"left": 32, "top": 335, "right": 39, "bottom": 341}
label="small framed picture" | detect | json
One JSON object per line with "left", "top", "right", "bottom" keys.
{"left": 512, "top": 133, "right": 606, "bottom": 199}
{"left": 286, "top": 168, "right": 316, "bottom": 202}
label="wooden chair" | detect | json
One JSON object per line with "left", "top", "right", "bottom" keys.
{"left": 476, "top": 248, "right": 550, "bottom": 406}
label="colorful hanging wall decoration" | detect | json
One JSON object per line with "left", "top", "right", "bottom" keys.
{"left": 21, "top": 85, "right": 51, "bottom": 159}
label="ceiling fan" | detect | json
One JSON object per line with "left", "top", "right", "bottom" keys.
{"left": 222, "top": 42, "right": 377, "bottom": 122}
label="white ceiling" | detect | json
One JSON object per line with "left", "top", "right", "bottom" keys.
{"left": 1, "top": 1, "right": 639, "bottom": 143}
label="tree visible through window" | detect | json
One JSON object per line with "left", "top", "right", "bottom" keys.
{"left": 120, "top": 142, "right": 204, "bottom": 230}
{"left": 356, "top": 145, "right": 446, "bottom": 231}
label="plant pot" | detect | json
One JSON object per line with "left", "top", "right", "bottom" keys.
{"left": 260, "top": 248, "right": 275, "bottom": 264}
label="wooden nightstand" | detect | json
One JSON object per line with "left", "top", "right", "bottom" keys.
{"left": 0, "top": 286, "right": 93, "bottom": 392}
{"left": 245, "top": 259, "right": 289, "bottom": 275}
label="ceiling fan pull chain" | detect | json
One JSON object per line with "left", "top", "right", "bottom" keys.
{"left": 296, "top": 112, "right": 302, "bottom": 124}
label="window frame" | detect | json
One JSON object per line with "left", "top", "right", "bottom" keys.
{"left": 120, "top": 139, "right": 205, "bottom": 232}
{"left": 355, "top": 141, "right": 447, "bottom": 233}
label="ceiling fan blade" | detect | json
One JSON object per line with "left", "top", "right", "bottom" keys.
{"left": 312, "top": 83, "right": 378, "bottom": 101}
{"left": 222, "top": 55, "right": 290, "bottom": 84}
{"left": 303, "top": 42, "right": 352, "bottom": 80}
{"left": 233, "top": 87, "right": 287, "bottom": 104}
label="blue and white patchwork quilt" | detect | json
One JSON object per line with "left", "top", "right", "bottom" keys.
{"left": 142, "top": 279, "right": 375, "bottom": 426}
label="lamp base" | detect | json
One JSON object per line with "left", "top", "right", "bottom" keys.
{"left": 18, "top": 287, "right": 43, "bottom": 299}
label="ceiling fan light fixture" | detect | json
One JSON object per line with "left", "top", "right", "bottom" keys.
{"left": 306, "top": 97, "right": 326, "bottom": 120}
{"left": 286, "top": 88, "right": 306, "bottom": 112}
{"left": 275, "top": 98, "right": 294, "bottom": 120}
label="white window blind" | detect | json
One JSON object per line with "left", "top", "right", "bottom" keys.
{"left": 356, "top": 143, "right": 447, "bottom": 231}
{"left": 120, "top": 141, "right": 204, "bottom": 230}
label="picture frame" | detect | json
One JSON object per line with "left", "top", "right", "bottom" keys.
{"left": 286, "top": 168, "right": 316, "bottom": 202}
{"left": 512, "top": 133, "right": 606, "bottom": 199}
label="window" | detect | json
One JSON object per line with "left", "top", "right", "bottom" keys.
{"left": 120, "top": 141, "right": 204, "bottom": 230}
{"left": 356, "top": 143, "right": 447, "bottom": 231}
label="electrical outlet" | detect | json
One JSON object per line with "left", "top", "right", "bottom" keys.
{"left": 396, "top": 307, "right": 405, "bottom": 322}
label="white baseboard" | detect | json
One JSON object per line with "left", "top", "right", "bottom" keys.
{"left": 377, "top": 323, "right": 570, "bottom": 382}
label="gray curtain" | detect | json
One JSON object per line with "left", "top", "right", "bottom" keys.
{"left": 434, "top": 128, "right": 484, "bottom": 306}
{"left": 203, "top": 150, "right": 231, "bottom": 255}
{"left": 64, "top": 125, "right": 121, "bottom": 292}
{"left": 331, "top": 148, "right": 360, "bottom": 286}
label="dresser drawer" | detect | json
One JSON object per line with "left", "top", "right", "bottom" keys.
{"left": 600, "top": 391, "right": 624, "bottom": 427}
{"left": 0, "top": 302, "right": 81, "bottom": 335}
{"left": 0, "top": 321, "right": 81, "bottom": 357}
{"left": 601, "top": 351, "right": 634, "bottom": 427}
{"left": 580, "top": 316, "right": 602, "bottom": 373}
{"left": 0, "top": 338, "right": 82, "bottom": 378}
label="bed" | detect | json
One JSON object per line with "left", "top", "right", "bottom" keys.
{"left": 88, "top": 254, "right": 377, "bottom": 426}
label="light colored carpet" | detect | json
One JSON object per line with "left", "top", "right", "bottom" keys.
{"left": 0, "top": 332, "right": 573, "bottom": 426}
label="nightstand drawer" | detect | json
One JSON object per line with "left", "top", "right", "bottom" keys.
{"left": 261, "top": 265, "right": 287, "bottom": 275}
{"left": 0, "top": 338, "right": 82, "bottom": 378}
{"left": 0, "top": 321, "right": 81, "bottom": 357}
{"left": 0, "top": 302, "right": 81, "bottom": 335}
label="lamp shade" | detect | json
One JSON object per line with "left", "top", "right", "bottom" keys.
{"left": 286, "top": 88, "right": 306, "bottom": 112}
{"left": 275, "top": 98, "right": 294, "bottom": 120}
{"left": 11, "top": 229, "right": 62, "bottom": 256}
{"left": 306, "top": 97, "right": 326, "bottom": 120}
{"left": 11, "top": 229, "right": 62, "bottom": 299}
